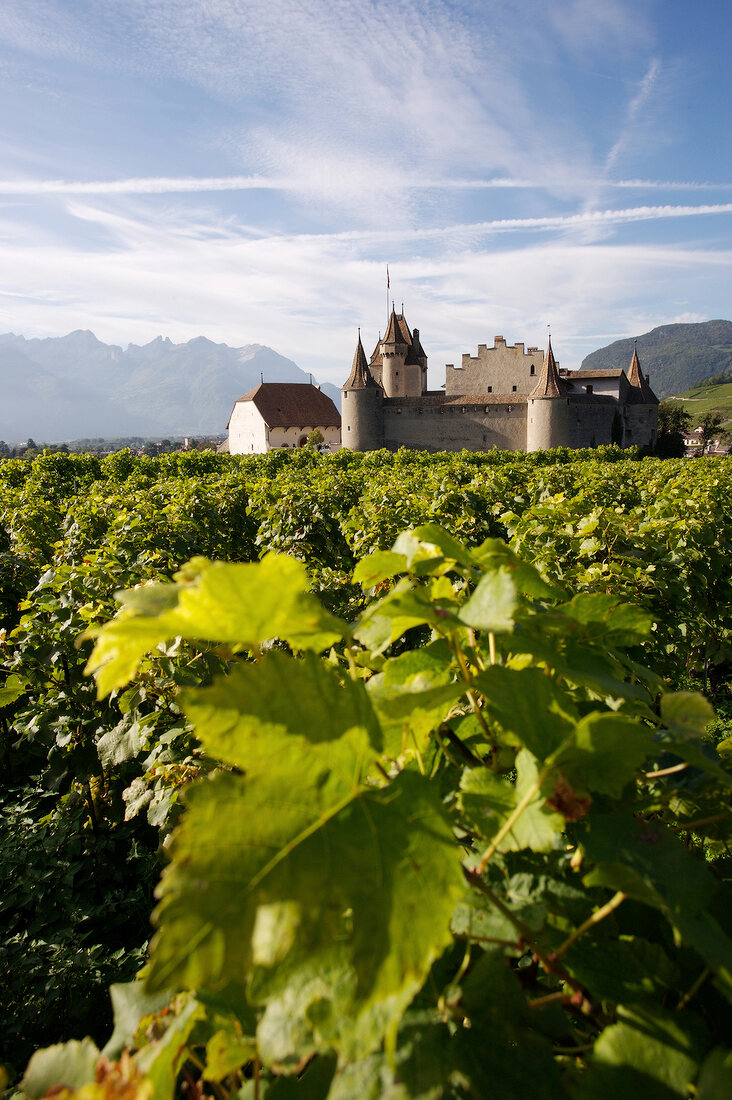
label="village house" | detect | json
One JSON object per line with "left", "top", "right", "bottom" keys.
{"left": 227, "top": 382, "right": 341, "bottom": 454}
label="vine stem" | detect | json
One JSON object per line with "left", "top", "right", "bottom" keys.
{"left": 645, "top": 761, "right": 690, "bottom": 779}
{"left": 528, "top": 991, "right": 569, "bottom": 1009}
{"left": 463, "top": 869, "right": 555, "bottom": 977}
{"left": 452, "top": 638, "right": 495, "bottom": 748}
{"left": 477, "top": 764, "right": 551, "bottom": 872}
{"left": 677, "top": 967, "right": 710, "bottom": 1010}
{"left": 488, "top": 631, "right": 497, "bottom": 666}
{"left": 554, "top": 891, "right": 627, "bottom": 960}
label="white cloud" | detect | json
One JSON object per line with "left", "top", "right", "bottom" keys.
{"left": 1, "top": 175, "right": 731, "bottom": 198}
{"left": 1, "top": 194, "right": 731, "bottom": 387}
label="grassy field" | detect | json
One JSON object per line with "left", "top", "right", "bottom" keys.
{"left": 671, "top": 379, "right": 732, "bottom": 428}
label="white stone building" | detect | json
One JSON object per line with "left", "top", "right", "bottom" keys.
{"left": 227, "top": 382, "right": 341, "bottom": 454}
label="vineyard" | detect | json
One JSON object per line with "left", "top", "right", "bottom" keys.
{"left": 2, "top": 446, "right": 732, "bottom": 1098}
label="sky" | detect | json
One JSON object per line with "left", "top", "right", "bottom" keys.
{"left": 1, "top": 0, "right": 731, "bottom": 386}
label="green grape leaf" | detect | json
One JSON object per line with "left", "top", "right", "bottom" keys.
{"left": 204, "top": 1026, "right": 257, "bottom": 1082}
{"left": 509, "top": 749, "right": 565, "bottom": 851}
{"left": 96, "top": 713, "right": 144, "bottom": 768}
{"left": 183, "top": 650, "right": 382, "bottom": 783}
{"left": 459, "top": 767, "right": 515, "bottom": 840}
{"left": 352, "top": 551, "right": 407, "bottom": 588}
{"left": 459, "top": 568, "right": 517, "bottom": 633}
{"left": 562, "top": 935, "right": 679, "bottom": 1005}
{"left": 474, "top": 666, "right": 576, "bottom": 760}
{"left": 460, "top": 751, "right": 562, "bottom": 853}
{"left": 146, "top": 769, "right": 463, "bottom": 1062}
{"left": 577, "top": 1004, "right": 704, "bottom": 1099}
{"left": 555, "top": 712, "right": 655, "bottom": 797}
{"left": 473, "top": 538, "right": 566, "bottom": 599}
{"left": 21, "top": 1038, "right": 100, "bottom": 1099}
{"left": 661, "top": 692, "right": 715, "bottom": 740}
{"left": 84, "top": 554, "right": 346, "bottom": 696}
{"left": 103, "top": 981, "right": 172, "bottom": 1059}
{"left": 136, "top": 996, "right": 205, "bottom": 1100}
{"left": 411, "top": 523, "right": 476, "bottom": 567}
{"left": 559, "top": 593, "right": 652, "bottom": 644}
{"left": 0, "top": 674, "right": 27, "bottom": 708}
{"left": 697, "top": 1048, "right": 732, "bottom": 1100}
{"left": 580, "top": 813, "right": 732, "bottom": 993}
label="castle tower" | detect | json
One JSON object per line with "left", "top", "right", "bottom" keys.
{"left": 625, "top": 340, "right": 659, "bottom": 450}
{"left": 341, "top": 332, "right": 383, "bottom": 451}
{"left": 411, "top": 327, "right": 428, "bottom": 395}
{"left": 381, "top": 307, "right": 409, "bottom": 397}
{"left": 526, "top": 338, "right": 570, "bottom": 451}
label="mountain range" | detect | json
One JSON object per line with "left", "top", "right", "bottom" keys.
{"left": 580, "top": 320, "right": 732, "bottom": 399}
{"left": 0, "top": 331, "right": 341, "bottom": 443}
{"left": 3, "top": 320, "right": 731, "bottom": 443}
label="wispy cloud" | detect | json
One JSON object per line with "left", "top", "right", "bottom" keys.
{"left": 604, "top": 57, "right": 662, "bottom": 175}
{"left": 2, "top": 175, "right": 732, "bottom": 197}
{"left": 2, "top": 193, "right": 731, "bottom": 387}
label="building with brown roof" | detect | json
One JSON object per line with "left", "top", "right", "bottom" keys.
{"left": 227, "top": 382, "right": 341, "bottom": 454}
{"left": 342, "top": 309, "right": 658, "bottom": 452}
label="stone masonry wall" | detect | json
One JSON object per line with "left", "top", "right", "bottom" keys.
{"left": 382, "top": 399, "right": 527, "bottom": 452}
{"left": 445, "top": 337, "right": 544, "bottom": 397}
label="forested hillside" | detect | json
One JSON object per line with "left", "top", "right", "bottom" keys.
{"left": 581, "top": 319, "right": 732, "bottom": 397}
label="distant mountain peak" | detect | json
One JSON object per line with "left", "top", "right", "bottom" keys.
{"left": 0, "top": 329, "right": 339, "bottom": 441}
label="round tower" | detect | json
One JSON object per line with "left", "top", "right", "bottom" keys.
{"left": 341, "top": 332, "right": 383, "bottom": 451}
{"left": 526, "top": 338, "right": 570, "bottom": 452}
{"left": 381, "top": 306, "right": 408, "bottom": 397}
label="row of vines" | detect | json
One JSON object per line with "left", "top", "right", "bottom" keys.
{"left": 2, "top": 446, "right": 732, "bottom": 1098}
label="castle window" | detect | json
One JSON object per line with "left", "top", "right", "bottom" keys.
{"left": 348, "top": 425, "right": 351, "bottom": 431}
{"left": 507, "top": 405, "right": 513, "bottom": 413}
{"left": 512, "top": 385, "right": 517, "bottom": 392}
{"left": 344, "top": 392, "right": 347, "bottom": 398}
{"left": 586, "top": 384, "right": 593, "bottom": 394}
{"left": 530, "top": 365, "right": 535, "bottom": 376}
{"left": 487, "top": 386, "right": 493, "bottom": 393}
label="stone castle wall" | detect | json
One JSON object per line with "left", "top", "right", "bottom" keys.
{"left": 382, "top": 397, "right": 527, "bottom": 452}
{"left": 445, "top": 337, "right": 544, "bottom": 397}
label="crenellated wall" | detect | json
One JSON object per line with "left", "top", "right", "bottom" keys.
{"left": 445, "top": 337, "right": 544, "bottom": 397}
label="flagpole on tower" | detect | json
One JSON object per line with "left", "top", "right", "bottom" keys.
{"left": 386, "top": 264, "right": 390, "bottom": 328}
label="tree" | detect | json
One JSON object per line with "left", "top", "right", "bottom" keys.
{"left": 655, "top": 401, "right": 691, "bottom": 457}
{"left": 698, "top": 411, "right": 727, "bottom": 455}
{"left": 307, "top": 428, "right": 325, "bottom": 448}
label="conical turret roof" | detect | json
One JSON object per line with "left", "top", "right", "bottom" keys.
{"left": 383, "top": 306, "right": 409, "bottom": 345}
{"left": 529, "top": 337, "right": 567, "bottom": 398}
{"left": 626, "top": 340, "right": 658, "bottom": 403}
{"left": 344, "top": 332, "right": 378, "bottom": 389}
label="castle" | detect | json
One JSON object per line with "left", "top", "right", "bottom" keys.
{"left": 341, "top": 308, "right": 658, "bottom": 452}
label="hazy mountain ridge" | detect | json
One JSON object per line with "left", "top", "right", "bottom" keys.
{"left": 580, "top": 320, "right": 732, "bottom": 399}
{"left": 0, "top": 331, "right": 341, "bottom": 442}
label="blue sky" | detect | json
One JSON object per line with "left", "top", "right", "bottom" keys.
{"left": 1, "top": 0, "right": 731, "bottom": 385}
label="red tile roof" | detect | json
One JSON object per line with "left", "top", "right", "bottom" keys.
{"left": 232, "top": 383, "right": 340, "bottom": 428}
